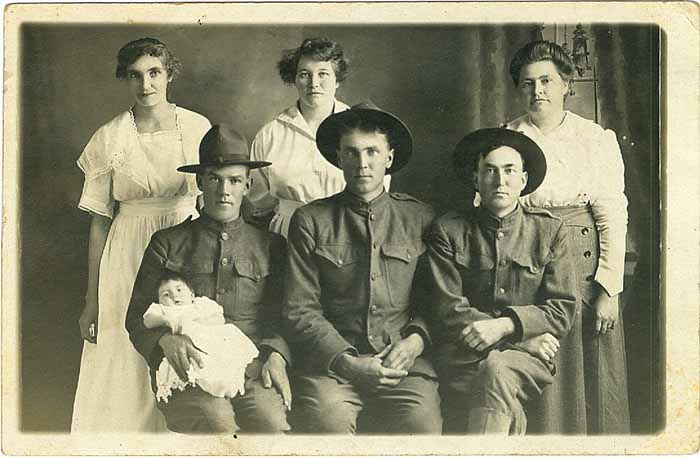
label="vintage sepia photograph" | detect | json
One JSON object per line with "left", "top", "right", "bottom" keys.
{"left": 2, "top": 2, "right": 698, "bottom": 455}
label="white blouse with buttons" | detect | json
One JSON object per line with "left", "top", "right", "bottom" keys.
{"left": 507, "top": 111, "right": 628, "bottom": 296}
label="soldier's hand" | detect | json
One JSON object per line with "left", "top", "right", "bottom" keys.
{"left": 261, "top": 352, "right": 291, "bottom": 411}
{"left": 515, "top": 333, "right": 560, "bottom": 363}
{"left": 376, "top": 333, "right": 424, "bottom": 372}
{"left": 461, "top": 318, "right": 515, "bottom": 351}
{"left": 336, "top": 354, "right": 407, "bottom": 390}
{"left": 158, "top": 333, "right": 204, "bottom": 382}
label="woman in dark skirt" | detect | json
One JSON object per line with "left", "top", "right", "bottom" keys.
{"left": 505, "top": 40, "right": 630, "bottom": 434}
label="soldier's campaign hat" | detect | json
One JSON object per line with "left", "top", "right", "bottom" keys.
{"left": 316, "top": 101, "right": 413, "bottom": 174}
{"left": 453, "top": 127, "right": 546, "bottom": 196}
{"left": 178, "top": 124, "right": 270, "bottom": 173}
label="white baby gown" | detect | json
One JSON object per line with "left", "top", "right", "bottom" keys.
{"left": 142, "top": 297, "right": 259, "bottom": 402}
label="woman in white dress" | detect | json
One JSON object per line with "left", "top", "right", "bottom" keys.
{"left": 248, "top": 37, "right": 390, "bottom": 238}
{"left": 72, "top": 37, "right": 211, "bottom": 432}
{"left": 505, "top": 40, "right": 629, "bottom": 434}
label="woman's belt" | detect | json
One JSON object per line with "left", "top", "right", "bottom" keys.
{"left": 118, "top": 196, "right": 197, "bottom": 217}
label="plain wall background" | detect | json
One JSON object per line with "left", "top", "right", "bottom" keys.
{"left": 18, "top": 24, "right": 660, "bottom": 431}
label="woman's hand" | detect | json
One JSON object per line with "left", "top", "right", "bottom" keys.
{"left": 78, "top": 300, "right": 98, "bottom": 344}
{"left": 593, "top": 291, "right": 619, "bottom": 335}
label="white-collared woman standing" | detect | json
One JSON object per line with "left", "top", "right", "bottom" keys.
{"left": 248, "top": 37, "right": 390, "bottom": 238}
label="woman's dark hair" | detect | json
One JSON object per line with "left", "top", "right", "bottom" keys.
{"left": 158, "top": 271, "right": 195, "bottom": 295}
{"left": 509, "top": 40, "right": 574, "bottom": 86}
{"left": 115, "top": 37, "right": 182, "bottom": 80}
{"left": 277, "top": 37, "right": 349, "bottom": 85}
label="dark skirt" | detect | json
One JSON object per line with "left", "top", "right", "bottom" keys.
{"left": 527, "top": 205, "right": 630, "bottom": 434}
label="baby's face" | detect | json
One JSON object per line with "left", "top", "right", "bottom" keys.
{"left": 158, "top": 279, "right": 194, "bottom": 307}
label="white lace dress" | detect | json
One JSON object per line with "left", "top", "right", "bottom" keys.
{"left": 71, "top": 106, "right": 211, "bottom": 433}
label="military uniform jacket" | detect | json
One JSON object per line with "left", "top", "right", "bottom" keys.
{"left": 284, "top": 190, "right": 436, "bottom": 377}
{"left": 126, "top": 213, "right": 291, "bottom": 372}
{"left": 427, "top": 205, "right": 578, "bottom": 369}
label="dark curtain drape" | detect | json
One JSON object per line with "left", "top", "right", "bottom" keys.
{"left": 593, "top": 25, "right": 662, "bottom": 434}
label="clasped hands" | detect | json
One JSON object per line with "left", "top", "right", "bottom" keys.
{"left": 460, "top": 318, "right": 559, "bottom": 364}
{"left": 335, "top": 333, "right": 424, "bottom": 391}
{"left": 158, "top": 333, "right": 292, "bottom": 410}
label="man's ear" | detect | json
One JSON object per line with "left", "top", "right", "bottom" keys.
{"left": 385, "top": 149, "right": 395, "bottom": 170}
{"left": 196, "top": 174, "right": 204, "bottom": 191}
{"left": 472, "top": 171, "right": 479, "bottom": 192}
{"left": 521, "top": 170, "right": 529, "bottom": 193}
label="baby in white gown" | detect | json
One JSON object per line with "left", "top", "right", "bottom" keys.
{"left": 143, "top": 273, "right": 259, "bottom": 403}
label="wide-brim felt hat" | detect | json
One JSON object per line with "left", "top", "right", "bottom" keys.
{"left": 316, "top": 101, "right": 413, "bottom": 174}
{"left": 453, "top": 127, "right": 546, "bottom": 196}
{"left": 178, "top": 124, "right": 271, "bottom": 173}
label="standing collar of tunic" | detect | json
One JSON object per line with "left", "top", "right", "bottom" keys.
{"left": 196, "top": 211, "right": 246, "bottom": 233}
{"left": 340, "top": 189, "right": 390, "bottom": 216}
{"left": 477, "top": 204, "right": 523, "bottom": 231}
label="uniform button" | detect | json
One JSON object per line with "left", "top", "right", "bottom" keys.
{"left": 499, "top": 259, "right": 507, "bottom": 267}
{"left": 254, "top": 274, "right": 261, "bottom": 281}
{"left": 407, "top": 253, "right": 412, "bottom": 261}
{"left": 493, "top": 310, "right": 502, "bottom": 317}
{"left": 370, "top": 305, "right": 378, "bottom": 314}
{"left": 220, "top": 232, "right": 229, "bottom": 241}
{"left": 496, "top": 231, "right": 505, "bottom": 240}
{"left": 368, "top": 334, "right": 374, "bottom": 340}
{"left": 371, "top": 273, "right": 377, "bottom": 281}
{"left": 497, "top": 287, "right": 505, "bottom": 295}
{"left": 531, "top": 266, "right": 539, "bottom": 273}
{"left": 581, "top": 227, "right": 590, "bottom": 236}
{"left": 217, "top": 288, "right": 226, "bottom": 294}
{"left": 337, "top": 258, "right": 344, "bottom": 265}
{"left": 369, "top": 214, "right": 376, "bottom": 221}
{"left": 221, "top": 258, "right": 229, "bottom": 265}
{"left": 373, "top": 243, "right": 378, "bottom": 250}
{"left": 583, "top": 250, "right": 592, "bottom": 258}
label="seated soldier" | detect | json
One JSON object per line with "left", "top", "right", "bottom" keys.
{"left": 126, "top": 125, "right": 291, "bottom": 433}
{"left": 284, "top": 102, "right": 442, "bottom": 434}
{"left": 427, "top": 128, "right": 578, "bottom": 434}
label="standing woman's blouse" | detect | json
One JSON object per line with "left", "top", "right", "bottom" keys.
{"left": 507, "top": 111, "right": 628, "bottom": 296}
{"left": 77, "top": 106, "right": 210, "bottom": 217}
{"left": 248, "top": 100, "right": 391, "bottom": 237}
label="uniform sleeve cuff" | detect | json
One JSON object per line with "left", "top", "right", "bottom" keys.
{"left": 501, "top": 308, "right": 524, "bottom": 342}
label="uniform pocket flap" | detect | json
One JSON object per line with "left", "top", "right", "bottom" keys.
{"left": 233, "top": 258, "right": 270, "bottom": 281}
{"left": 314, "top": 244, "right": 363, "bottom": 268}
{"left": 381, "top": 241, "right": 425, "bottom": 263}
{"left": 511, "top": 253, "right": 547, "bottom": 274}
{"left": 164, "top": 259, "right": 214, "bottom": 274}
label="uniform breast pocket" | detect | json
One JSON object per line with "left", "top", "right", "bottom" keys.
{"left": 164, "top": 259, "right": 215, "bottom": 297}
{"left": 314, "top": 244, "right": 365, "bottom": 300}
{"left": 455, "top": 253, "right": 495, "bottom": 298}
{"left": 381, "top": 240, "right": 425, "bottom": 305}
{"left": 232, "top": 258, "right": 271, "bottom": 319}
{"left": 511, "top": 253, "right": 547, "bottom": 295}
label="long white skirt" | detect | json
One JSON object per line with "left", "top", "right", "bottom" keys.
{"left": 71, "top": 197, "right": 196, "bottom": 433}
